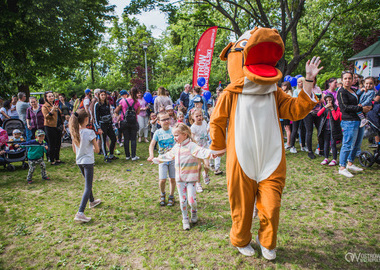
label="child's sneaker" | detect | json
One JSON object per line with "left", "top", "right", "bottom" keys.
{"left": 202, "top": 171, "right": 210, "bottom": 185}
{"left": 289, "top": 147, "right": 297, "bottom": 154}
{"left": 328, "top": 159, "right": 337, "bottom": 166}
{"left": 89, "top": 199, "right": 102, "bottom": 208}
{"left": 42, "top": 176, "right": 50, "bottom": 180}
{"left": 320, "top": 158, "right": 329, "bottom": 165}
{"left": 125, "top": 156, "right": 131, "bottom": 160}
{"left": 301, "top": 146, "right": 308, "bottom": 152}
{"left": 74, "top": 212, "right": 91, "bottom": 223}
{"left": 196, "top": 182, "right": 203, "bottom": 193}
{"left": 191, "top": 212, "right": 198, "bottom": 223}
{"left": 360, "top": 118, "right": 368, "bottom": 128}
{"left": 182, "top": 219, "right": 190, "bottom": 230}
{"left": 27, "top": 180, "right": 33, "bottom": 184}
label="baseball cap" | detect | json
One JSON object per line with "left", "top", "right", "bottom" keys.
{"left": 35, "top": 129, "right": 45, "bottom": 137}
{"left": 84, "top": 88, "right": 91, "bottom": 94}
{"left": 120, "top": 90, "right": 128, "bottom": 96}
{"left": 165, "top": 105, "right": 173, "bottom": 111}
{"left": 94, "top": 89, "right": 101, "bottom": 95}
{"left": 13, "top": 129, "right": 22, "bottom": 134}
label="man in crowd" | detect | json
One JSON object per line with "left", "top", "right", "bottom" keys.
{"left": 16, "top": 92, "right": 31, "bottom": 140}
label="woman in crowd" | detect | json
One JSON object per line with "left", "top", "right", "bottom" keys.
{"left": 42, "top": 91, "right": 64, "bottom": 165}
{"left": 114, "top": 87, "right": 141, "bottom": 160}
{"left": 26, "top": 97, "right": 45, "bottom": 140}
{"left": 154, "top": 86, "right": 173, "bottom": 113}
{"left": 137, "top": 90, "right": 150, "bottom": 142}
{"left": 337, "top": 71, "right": 372, "bottom": 178}
{"left": 0, "top": 100, "right": 11, "bottom": 123}
{"left": 9, "top": 95, "right": 19, "bottom": 119}
{"left": 322, "top": 77, "right": 338, "bottom": 106}
{"left": 59, "top": 93, "right": 72, "bottom": 118}
{"left": 289, "top": 77, "right": 307, "bottom": 153}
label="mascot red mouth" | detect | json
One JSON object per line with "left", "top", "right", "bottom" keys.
{"left": 244, "top": 42, "right": 284, "bottom": 78}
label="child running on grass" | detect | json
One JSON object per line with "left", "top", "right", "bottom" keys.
{"left": 16, "top": 129, "right": 50, "bottom": 184}
{"left": 69, "top": 109, "right": 102, "bottom": 223}
{"left": 190, "top": 108, "right": 211, "bottom": 192}
{"left": 152, "top": 123, "right": 221, "bottom": 230}
{"left": 147, "top": 111, "right": 176, "bottom": 207}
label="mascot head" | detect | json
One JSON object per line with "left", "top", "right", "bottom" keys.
{"left": 220, "top": 27, "right": 284, "bottom": 85}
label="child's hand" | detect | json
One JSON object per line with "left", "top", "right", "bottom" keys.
{"left": 45, "top": 146, "right": 48, "bottom": 150}
{"left": 14, "top": 144, "right": 19, "bottom": 148}
{"left": 147, "top": 155, "right": 154, "bottom": 162}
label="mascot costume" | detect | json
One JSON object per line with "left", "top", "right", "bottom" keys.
{"left": 209, "top": 27, "right": 322, "bottom": 259}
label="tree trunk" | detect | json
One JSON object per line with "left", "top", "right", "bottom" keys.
{"left": 90, "top": 60, "right": 95, "bottom": 83}
{"left": 18, "top": 84, "right": 30, "bottom": 100}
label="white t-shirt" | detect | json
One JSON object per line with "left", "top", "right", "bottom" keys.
{"left": 0, "top": 107, "right": 9, "bottom": 121}
{"left": 9, "top": 104, "right": 18, "bottom": 117}
{"left": 75, "top": 128, "right": 96, "bottom": 164}
{"left": 191, "top": 120, "right": 209, "bottom": 148}
{"left": 83, "top": 97, "right": 91, "bottom": 107}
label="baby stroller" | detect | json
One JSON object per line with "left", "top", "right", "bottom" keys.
{"left": 359, "top": 103, "right": 380, "bottom": 167}
{"left": 2, "top": 119, "right": 28, "bottom": 171}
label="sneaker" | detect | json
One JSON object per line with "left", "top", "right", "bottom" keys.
{"left": 138, "top": 137, "right": 142, "bottom": 143}
{"left": 191, "top": 212, "right": 198, "bottom": 223}
{"left": 105, "top": 157, "right": 112, "bottom": 163}
{"left": 236, "top": 243, "right": 255, "bottom": 256}
{"left": 196, "top": 182, "right": 203, "bottom": 193}
{"left": 109, "top": 155, "right": 118, "bottom": 160}
{"left": 125, "top": 156, "right": 131, "bottom": 160}
{"left": 320, "top": 158, "right": 329, "bottom": 165}
{"left": 74, "top": 212, "right": 91, "bottom": 223}
{"left": 256, "top": 236, "right": 276, "bottom": 260}
{"left": 89, "top": 199, "right": 102, "bottom": 208}
{"left": 114, "top": 149, "right": 121, "bottom": 155}
{"left": 131, "top": 156, "right": 140, "bottom": 161}
{"left": 210, "top": 164, "right": 215, "bottom": 171}
{"left": 338, "top": 168, "right": 354, "bottom": 178}
{"left": 308, "top": 152, "right": 316, "bottom": 159}
{"left": 119, "top": 143, "right": 123, "bottom": 147}
{"left": 202, "top": 171, "right": 210, "bottom": 185}
{"left": 360, "top": 119, "right": 368, "bottom": 128}
{"left": 301, "top": 146, "right": 308, "bottom": 152}
{"left": 27, "top": 180, "right": 33, "bottom": 184}
{"left": 182, "top": 219, "right": 190, "bottom": 230}
{"left": 42, "top": 176, "right": 50, "bottom": 180}
{"left": 314, "top": 148, "right": 320, "bottom": 155}
{"left": 328, "top": 159, "right": 337, "bottom": 166}
{"left": 284, "top": 143, "right": 291, "bottom": 150}
{"left": 346, "top": 164, "right": 363, "bottom": 172}
{"left": 214, "top": 169, "right": 223, "bottom": 175}
{"left": 289, "top": 147, "right": 297, "bottom": 154}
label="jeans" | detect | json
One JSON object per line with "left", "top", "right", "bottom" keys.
{"left": 25, "top": 127, "right": 32, "bottom": 141}
{"left": 78, "top": 164, "right": 94, "bottom": 213}
{"left": 339, "top": 121, "right": 364, "bottom": 167}
{"left": 137, "top": 115, "right": 149, "bottom": 138}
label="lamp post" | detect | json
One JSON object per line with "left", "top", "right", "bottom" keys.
{"left": 142, "top": 41, "right": 149, "bottom": 92}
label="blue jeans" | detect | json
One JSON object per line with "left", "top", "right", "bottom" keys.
{"left": 339, "top": 120, "right": 364, "bottom": 167}
{"left": 25, "top": 127, "right": 32, "bottom": 141}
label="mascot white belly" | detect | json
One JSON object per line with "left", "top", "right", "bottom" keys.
{"left": 234, "top": 78, "right": 283, "bottom": 182}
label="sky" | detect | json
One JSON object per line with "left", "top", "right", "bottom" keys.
{"left": 108, "top": 0, "right": 169, "bottom": 38}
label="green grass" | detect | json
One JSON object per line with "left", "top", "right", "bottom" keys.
{"left": 0, "top": 137, "right": 379, "bottom": 269}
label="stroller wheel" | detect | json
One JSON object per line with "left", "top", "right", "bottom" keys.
{"left": 7, "top": 164, "right": 16, "bottom": 172}
{"left": 359, "top": 151, "right": 375, "bottom": 167}
{"left": 22, "top": 163, "right": 29, "bottom": 169}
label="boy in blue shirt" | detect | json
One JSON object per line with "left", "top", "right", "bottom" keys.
{"left": 16, "top": 129, "right": 50, "bottom": 184}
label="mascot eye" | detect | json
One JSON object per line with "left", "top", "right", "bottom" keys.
{"left": 240, "top": 41, "right": 247, "bottom": 47}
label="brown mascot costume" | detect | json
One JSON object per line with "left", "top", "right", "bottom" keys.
{"left": 209, "top": 27, "right": 322, "bottom": 259}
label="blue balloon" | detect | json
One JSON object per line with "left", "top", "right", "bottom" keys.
{"left": 152, "top": 95, "right": 157, "bottom": 104}
{"left": 376, "top": 83, "right": 380, "bottom": 91}
{"left": 203, "top": 91, "right": 211, "bottom": 101}
{"left": 197, "top": 77, "right": 206, "bottom": 87}
{"left": 295, "top": 75, "right": 303, "bottom": 79}
{"left": 284, "top": 75, "right": 291, "bottom": 81}
{"left": 143, "top": 92, "right": 152, "bottom": 103}
{"left": 290, "top": 77, "right": 297, "bottom": 87}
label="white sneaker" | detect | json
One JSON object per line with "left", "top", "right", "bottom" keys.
{"left": 314, "top": 148, "right": 320, "bottom": 155}
{"left": 182, "top": 219, "right": 190, "bottom": 230}
{"left": 74, "top": 212, "right": 91, "bottom": 223}
{"left": 289, "top": 147, "right": 297, "bottom": 154}
{"left": 346, "top": 164, "right": 363, "bottom": 172}
{"left": 131, "top": 156, "right": 140, "bottom": 161}
{"left": 360, "top": 119, "right": 368, "bottom": 128}
{"left": 301, "top": 146, "right": 308, "bottom": 152}
{"left": 126, "top": 156, "right": 131, "bottom": 160}
{"left": 320, "top": 158, "right": 329, "bottom": 165}
{"left": 236, "top": 243, "right": 255, "bottom": 256}
{"left": 191, "top": 212, "right": 198, "bottom": 223}
{"left": 339, "top": 169, "right": 354, "bottom": 178}
{"left": 256, "top": 236, "right": 276, "bottom": 260}
{"left": 202, "top": 171, "right": 210, "bottom": 185}
{"left": 196, "top": 182, "right": 203, "bottom": 193}
{"left": 119, "top": 143, "right": 123, "bottom": 147}
{"left": 89, "top": 199, "right": 102, "bottom": 208}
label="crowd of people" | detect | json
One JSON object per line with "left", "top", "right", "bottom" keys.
{"left": 0, "top": 70, "right": 379, "bottom": 227}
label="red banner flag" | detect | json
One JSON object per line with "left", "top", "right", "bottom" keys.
{"left": 192, "top": 26, "right": 218, "bottom": 91}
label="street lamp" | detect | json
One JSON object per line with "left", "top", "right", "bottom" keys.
{"left": 142, "top": 41, "right": 149, "bottom": 92}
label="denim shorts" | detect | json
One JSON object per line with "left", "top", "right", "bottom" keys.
{"left": 159, "top": 160, "right": 175, "bottom": 179}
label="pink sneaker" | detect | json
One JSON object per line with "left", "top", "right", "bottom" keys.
{"left": 74, "top": 212, "right": 91, "bottom": 223}
{"left": 328, "top": 160, "right": 337, "bottom": 166}
{"left": 89, "top": 199, "right": 102, "bottom": 208}
{"left": 320, "top": 158, "right": 329, "bottom": 165}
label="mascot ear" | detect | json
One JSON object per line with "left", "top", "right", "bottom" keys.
{"left": 219, "top": 42, "right": 234, "bottom": 61}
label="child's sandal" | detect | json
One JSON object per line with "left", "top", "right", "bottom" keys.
{"left": 167, "top": 195, "right": 175, "bottom": 207}
{"left": 160, "top": 194, "right": 166, "bottom": 206}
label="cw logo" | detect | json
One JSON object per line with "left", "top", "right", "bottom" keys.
{"left": 345, "top": 252, "right": 360, "bottom": 263}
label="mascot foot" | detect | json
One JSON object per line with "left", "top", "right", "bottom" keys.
{"left": 256, "top": 236, "right": 276, "bottom": 260}
{"left": 236, "top": 244, "right": 255, "bottom": 256}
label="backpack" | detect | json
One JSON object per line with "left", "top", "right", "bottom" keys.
{"left": 121, "top": 99, "right": 137, "bottom": 128}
